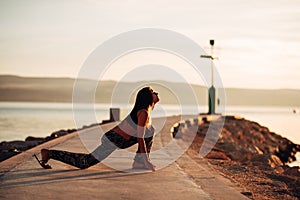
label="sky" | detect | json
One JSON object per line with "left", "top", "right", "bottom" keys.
{"left": 0, "top": 0, "right": 300, "bottom": 89}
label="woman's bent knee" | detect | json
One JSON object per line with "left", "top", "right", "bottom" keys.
{"left": 78, "top": 154, "right": 99, "bottom": 169}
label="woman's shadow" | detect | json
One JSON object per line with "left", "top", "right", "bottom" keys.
{"left": 1, "top": 166, "right": 147, "bottom": 188}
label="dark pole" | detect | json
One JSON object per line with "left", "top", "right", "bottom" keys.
{"left": 201, "top": 39, "right": 216, "bottom": 114}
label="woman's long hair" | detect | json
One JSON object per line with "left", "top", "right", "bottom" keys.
{"left": 128, "top": 87, "right": 153, "bottom": 125}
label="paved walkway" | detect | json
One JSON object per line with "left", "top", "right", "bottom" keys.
{"left": 0, "top": 116, "right": 249, "bottom": 200}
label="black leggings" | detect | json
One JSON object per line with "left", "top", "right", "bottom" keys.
{"left": 49, "top": 128, "right": 154, "bottom": 169}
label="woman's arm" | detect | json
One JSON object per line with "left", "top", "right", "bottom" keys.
{"left": 137, "top": 110, "right": 156, "bottom": 171}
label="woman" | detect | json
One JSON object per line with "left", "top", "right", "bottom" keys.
{"left": 34, "top": 86, "right": 159, "bottom": 171}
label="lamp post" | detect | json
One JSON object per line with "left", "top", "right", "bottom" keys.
{"left": 201, "top": 39, "right": 217, "bottom": 114}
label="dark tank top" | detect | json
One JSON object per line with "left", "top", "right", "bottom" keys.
{"left": 125, "top": 109, "right": 138, "bottom": 128}
{"left": 125, "top": 108, "right": 149, "bottom": 129}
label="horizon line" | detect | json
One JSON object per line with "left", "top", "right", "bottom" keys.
{"left": 1, "top": 74, "right": 299, "bottom": 91}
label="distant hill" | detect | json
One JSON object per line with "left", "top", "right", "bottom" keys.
{"left": 224, "top": 88, "right": 300, "bottom": 106}
{"left": 0, "top": 75, "right": 299, "bottom": 106}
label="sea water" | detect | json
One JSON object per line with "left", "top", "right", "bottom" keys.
{"left": 0, "top": 102, "right": 299, "bottom": 165}
{"left": 0, "top": 102, "right": 200, "bottom": 141}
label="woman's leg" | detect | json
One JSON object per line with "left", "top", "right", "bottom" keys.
{"left": 45, "top": 133, "right": 118, "bottom": 169}
{"left": 49, "top": 150, "right": 99, "bottom": 169}
{"left": 90, "top": 133, "right": 119, "bottom": 163}
{"left": 133, "top": 126, "right": 155, "bottom": 164}
{"left": 43, "top": 130, "right": 151, "bottom": 169}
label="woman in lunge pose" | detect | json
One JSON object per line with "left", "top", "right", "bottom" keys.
{"left": 34, "top": 86, "right": 159, "bottom": 171}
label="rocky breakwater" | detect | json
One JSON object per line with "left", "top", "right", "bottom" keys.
{"left": 0, "top": 123, "right": 101, "bottom": 162}
{"left": 173, "top": 115, "right": 300, "bottom": 199}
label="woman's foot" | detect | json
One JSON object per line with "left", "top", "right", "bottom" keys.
{"left": 132, "top": 160, "right": 147, "bottom": 169}
{"left": 41, "top": 149, "right": 50, "bottom": 163}
{"left": 33, "top": 149, "right": 52, "bottom": 169}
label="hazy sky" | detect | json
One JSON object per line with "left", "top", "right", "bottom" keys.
{"left": 1, "top": 0, "right": 300, "bottom": 89}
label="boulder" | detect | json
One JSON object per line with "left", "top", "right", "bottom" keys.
{"left": 50, "top": 130, "right": 68, "bottom": 138}
{"left": 25, "top": 136, "right": 45, "bottom": 142}
{"left": 283, "top": 166, "right": 300, "bottom": 177}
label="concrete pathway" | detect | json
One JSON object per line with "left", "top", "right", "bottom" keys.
{"left": 0, "top": 116, "right": 249, "bottom": 200}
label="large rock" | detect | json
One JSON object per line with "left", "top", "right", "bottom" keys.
{"left": 283, "top": 166, "right": 300, "bottom": 177}
{"left": 250, "top": 154, "right": 283, "bottom": 168}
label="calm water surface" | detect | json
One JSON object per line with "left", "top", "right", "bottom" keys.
{"left": 0, "top": 102, "right": 299, "bottom": 165}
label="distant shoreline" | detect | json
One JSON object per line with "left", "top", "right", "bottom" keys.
{"left": 1, "top": 75, "right": 300, "bottom": 106}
